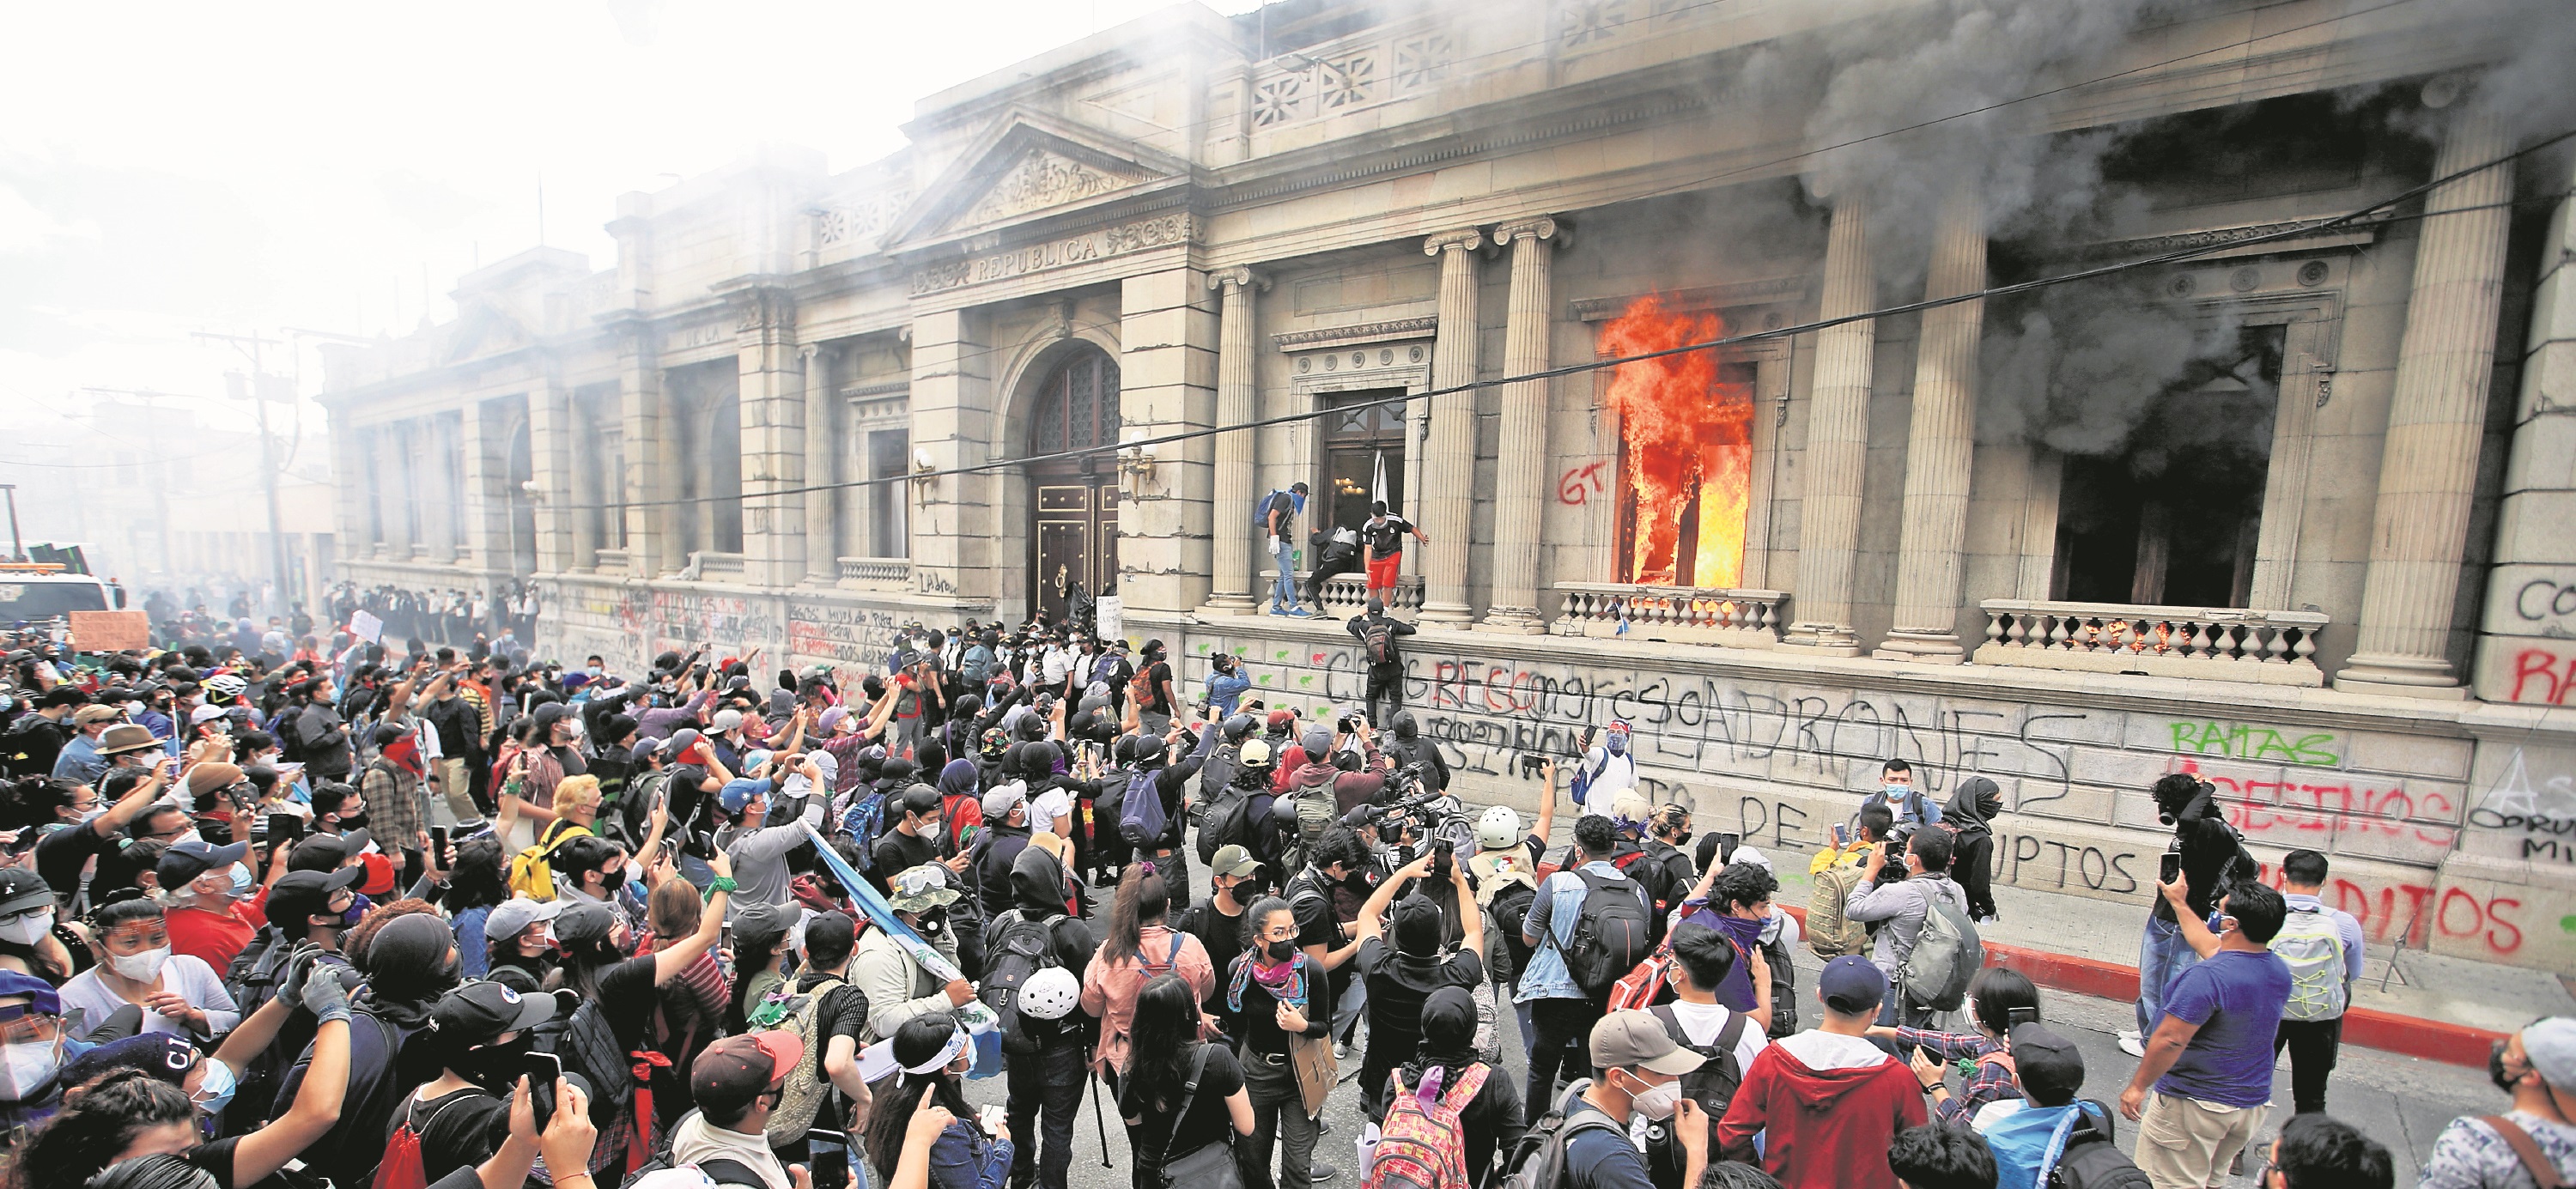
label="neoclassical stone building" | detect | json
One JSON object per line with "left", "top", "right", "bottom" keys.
{"left": 319, "top": 0, "right": 2576, "bottom": 974}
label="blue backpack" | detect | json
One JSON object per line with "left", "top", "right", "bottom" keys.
{"left": 841, "top": 793, "right": 888, "bottom": 871}
{"left": 1118, "top": 768, "right": 1167, "bottom": 847}
{"left": 1255, "top": 489, "right": 1291, "bottom": 531}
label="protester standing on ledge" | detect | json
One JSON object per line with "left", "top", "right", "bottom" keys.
{"left": 1262, "top": 482, "right": 1311, "bottom": 618}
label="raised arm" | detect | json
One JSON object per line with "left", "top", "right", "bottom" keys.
{"left": 653, "top": 846, "right": 732, "bottom": 984}
{"left": 235, "top": 980, "right": 353, "bottom": 1184}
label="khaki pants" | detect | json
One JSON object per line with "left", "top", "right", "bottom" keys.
{"left": 435, "top": 757, "right": 477, "bottom": 822}
{"left": 2136, "top": 1090, "right": 2265, "bottom": 1189}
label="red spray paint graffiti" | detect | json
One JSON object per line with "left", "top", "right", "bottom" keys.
{"left": 1557, "top": 462, "right": 1609, "bottom": 506}
{"left": 2250, "top": 864, "right": 2524, "bottom": 955}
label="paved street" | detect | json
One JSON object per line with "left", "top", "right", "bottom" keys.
{"left": 942, "top": 865, "right": 2500, "bottom": 1189}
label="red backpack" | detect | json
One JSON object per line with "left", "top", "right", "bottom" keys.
{"left": 1363, "top": 1064, "right": 1492, "bottom": 1189}
{"left": 374, "top": 1092, "right": 483, "bottom": 1189}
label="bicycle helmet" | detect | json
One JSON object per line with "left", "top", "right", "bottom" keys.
{"left": 1018, "top": 967, "right": 1081, "bottom": 1021}
{"left": 1476, "top": 804, "right": 1522, "bottom": 851}
{"left": 204, "top": 673, "right": 249, "bottom": 701}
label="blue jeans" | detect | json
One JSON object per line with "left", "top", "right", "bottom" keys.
{"left": 2136, "top": 912, "right": 2202, "bottom": 1035}
{"left": 1269, "top": 537, "right": 1298, "bottom": 610}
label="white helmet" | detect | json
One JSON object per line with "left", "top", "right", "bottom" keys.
{"left": 1476, "top": 805, "right": 1522, "bottom": 851}
{"left": 1018, "top": 967, "right": 1081, "bottom": 1021}
{"left": 205, "top": 674, "right": 249, "bottom": 701}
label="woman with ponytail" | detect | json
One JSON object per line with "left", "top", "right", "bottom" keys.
{"left": 1077, "top": 862, "right": 1213, "bottom": 1078}
{"left": 58, "top": 893, "right": 238, "bottom": 1042}
{"left": 1116, "top": 974, "right": 1251, "bottom": 1189}
{"left": 861, "top": 1014, "right": 1012, "bottom": 1189}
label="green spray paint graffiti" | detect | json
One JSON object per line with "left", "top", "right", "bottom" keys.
{"left": 2167, "top": 720, "right": 2341, "bottom": 767}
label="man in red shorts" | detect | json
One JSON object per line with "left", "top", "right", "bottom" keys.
{"left": 1361, "top": 500, "right": 1429, "bottom": 603}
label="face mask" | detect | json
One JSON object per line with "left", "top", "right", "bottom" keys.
{"left": 1884, "top": 786, "right": 1910, "bottom": 800}
{"left": 587, "top": 666, "right": 604, "bottom": 677}
{"left": 2205, "top": 911, "right": 2232, "bottom": 937}
{"left": 228, "top": 864, "right": 254, "bottom": 897}
{"left": 191, "top": 1056, "right": 237, "bottom": 1118}
{"left": 1624, "top": 1071, "right": 1682, "bottom": 1120}
{"left": 1671, "top": 831, "right": 1694, "bottom": 849}
{"left": 110, "top": 945, "right": 173, "bottom": 982}
{"left": 1605, "top": 733, "right": 1627, "bottom": 755}
{"left": 914, "top": 910, "right": 947, "bottom": 937}
{"left": 455, "top": 1034, "right": 536, "bottom": 1095}
{"left": 0, "top": 1040, "right": 58, "bottom": 1101}
{"left": 0, "top": 910, "right": 54, "bottom": 946}
{"left": 1265, "top": 939, "right": 1298, "bottom": 962}
{"left": 335, "top": 812, "right": 369, "bottom": 831}
{"left": 2489, "top": 1041, "right": 2523, "bottom": 1094}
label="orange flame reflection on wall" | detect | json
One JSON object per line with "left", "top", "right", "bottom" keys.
{"left": 1600, "top": 294, "right": 1755, "bottom": 587}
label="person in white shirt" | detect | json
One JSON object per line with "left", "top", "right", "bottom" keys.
{"left": 1574, "top": 721, "right": 1639, "bottom": 818}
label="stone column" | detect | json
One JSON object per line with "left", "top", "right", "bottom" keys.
{"left": 1119, "top": 267, "right": 1221, "bottom": 614}
{"left": 457, "top": 399, "right": 507, "bottom": 574}
{"left": 2336, "top": 107, "right": 2514, "bottom": 698}
{"left": 1481, "top": 216, "right": 1564, "bottom": 634}
{"left": 610, "top": 318, "right": 668, "bottom": 578}
{"left": 907, "top": 310, "right": 996, "bottom": 605}
{"left": 733, "top": 286, "right": 804, "bottom": 588}
{"left": 1204, "top": 267, "right": 1267, "bottom": 614}
{"left": 329, "top": 423, "right": 368, "bottom": 561}
{"left": 1877, "top": 191, "right": 1986, "bottom": 662}
{"left": 802, "top": 343, "right": 839, "bottom": 583}
{"left": 2472, "top": 149, "right": 2576, "bottom": 703}
{"left": 564, "top": 390, "right": 602, "bottom": 572}
{"left": 1419, "top": 227, "right": 1485, "bottom": 625}
{"left": 526, "top": 383, "right": 575, "bottom": 576}
{"left": 1783, "top": 197, "right": 1875, "bottom": 654}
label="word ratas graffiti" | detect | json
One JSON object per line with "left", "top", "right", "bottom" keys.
{"left": 2166, "top": 720, "right": 2339, "bottom": 766}
{"left": 2506, "top": 644, "right": 2576, "bottom": 705}
{"left": 1556, "top": 461, "right": 1609, "bottom": 507}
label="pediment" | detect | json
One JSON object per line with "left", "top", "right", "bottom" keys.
{"left": 884, "top": 109, "right": 1191, "bottom": 250}
{"left": 440, "top": 300, "right": 534, "bottom": 363}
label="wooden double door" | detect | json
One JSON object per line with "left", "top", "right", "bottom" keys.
{"left": 1030, "top": 470, "right": 1117, "bottom": 623}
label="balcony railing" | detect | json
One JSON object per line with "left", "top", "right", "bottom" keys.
{"left": 1551, "top": 583, "right": 1786, "bottom": 647}
{"left": 1315, "top": 573, "right": 1424, "bottom": 615}
{"left": 1975, "top": 600, "right": 2328, "bottom": 686}
{"left": 839, "top": 557, "right": 912, "bottom": 585}
{"left": 692, "top": 551, "right": 745, "bottom": 578}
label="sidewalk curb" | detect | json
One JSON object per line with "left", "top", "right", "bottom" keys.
{"left": 1775, "top": 906, "right": 2503, "bottom": 1068}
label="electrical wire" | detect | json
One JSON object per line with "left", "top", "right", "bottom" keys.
{"left": 550, "top": 124, "right": 2574, "bottom": 514}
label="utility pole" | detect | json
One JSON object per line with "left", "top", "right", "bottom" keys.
{"left": 195, "top": 331, "right": 292, "bottom": 615}
{"left": 0, "top": 484, "right": 25, "bottom": 562}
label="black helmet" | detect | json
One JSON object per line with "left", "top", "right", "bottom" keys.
{"left": 1222, "top": 713, "right": 1256, "bottom": 743}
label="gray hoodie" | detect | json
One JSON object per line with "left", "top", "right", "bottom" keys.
{"left": 1844, "top": 871, "right": 1971, "bottom": 980}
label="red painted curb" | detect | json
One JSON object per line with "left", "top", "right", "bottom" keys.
{"left": 1774, "top": 906, "right": 2502, "bottom": 1067}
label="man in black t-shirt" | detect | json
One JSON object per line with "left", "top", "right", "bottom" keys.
{"left": 1135, "top": 640, "right": 1181, "bottom": 736}
{"left": 1359, "top": 500, "right": 1430, "bottom": 604}
{"left": 1176, "top": 845, "right": 1264, "bottom": 1017}
{"left": 1352, "top": 856, "right": 1485, "bottom": 1121}
{"left": 36, "top": 758, "right": 181, "bottom": 907}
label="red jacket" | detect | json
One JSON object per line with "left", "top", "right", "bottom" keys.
{"left": 1716, "top": 1036, "right": 1928, "bottom": 1189}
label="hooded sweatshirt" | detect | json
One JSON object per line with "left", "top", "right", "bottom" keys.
{"left": 1943, "top": 777, "right": 2004, "bottom": 920}
{"left": 1716, "top": 1030, "right": 1928, "bottom": 1189}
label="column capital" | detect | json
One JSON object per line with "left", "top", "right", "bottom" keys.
{"left": 798, "top": 341, "right": 823, "bottom": 362}
{"left": 1423, "top": 228, "right": 1485, "bottom": 257}
{"left": 1206, "top": 266, "right": 1270, "bottom": 294}
{"left": 1494, "top": 215, "right": 1570, "bottom": 249}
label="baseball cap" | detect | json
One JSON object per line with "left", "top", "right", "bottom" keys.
{"left": 187, "top": 704, "right": 229, "bottom": 727}
{"left": 555, "top": 901, "right": 618, "bottom": 947}
{"left": 0, "top": 970, "right": 60, "bottom": 1017}
{"left": 531, "top": 702, "right": 569, "bottom": 731}
{"left": 690, "top": 1031, "right": 804, "bottom": 1103}
{"left": 718, "top": 778, "right": 771, "bottom": 814}
{"left": 59, "top": 1034, "right": 200, "bottom": 1090}
{"left": 484, "top": 896, "right": 563, "bottom": 943}
{"left": 888, "top": 864, "right": 960, "bottom": 913}
{"left": 1300, "top": 728, "right": 1333, "bottom": 757}
{"left": 1611, "top": 791, "right": 1652, "bottom": 828}
{"left": 1238, "top": 737, "right": 1273, "bottom": 767}
{"left": 710, "top": 708, "right": 744, "bottom": 734}
{"left": 2008, "top": 1024, "right": 2086, "bottom": 1104}
{"left": 428, "top": 980, "right": 559, "bottom": 1048}
{"left": 74, "top": 705, "right": 122, "bottom": 725}
{"left": 1209, "top": 844, "right": 1262, "bottom": 880}
{"left": 157, "top": 838, "right": 250, "bottom": 888}
{"left": 268, "top": 867, "right": 363, "bottom": 926}
{"left": 1819, "top": 955, "right": 1889, "bottom": 1015}
{"left": 2524, "top": 1017, "right": 2576, "bottom": 1089}
{"left": 733, "top": 901, "right": 801, "bottom": 948}
{"left": 0, "top": 869, "right": 56, "bottom": 918}
{"left": 981, "top": 785, "right": 1025, "bottom": 819}
{"left": 1589, "top": 1010, "right": 1706, "bottom": 1076}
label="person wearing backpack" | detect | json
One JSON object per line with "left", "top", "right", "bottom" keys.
{"left": 761, "top": 912, "right": 878, "bottom": 1174}
{"left": 1391, "top": 986, "right": 1522, "bottom": 1187}
{"left": 1121, "top": 974, "right": 1255, "bottom": 1189}
{"left": 1259, "top": 483, "right": 1313, "bottom": 618}
{"left": 386, "top": 979, "right": 567, "bottom": 1189}
{"left": 1865, "top": 967, "right": 2043, "bottom": 1126}
{"left": 671, "top": 1031, "right": 812, "bottom": 1189}
{"left": 2270, "top": 849, "right": 2363, "bottom": 1117}
{"left": 1080, "top": 864, "right": 1216, "bottom": 1080}
{"left": 1345, "top": 599, "right": 1415, "bottom": 729}
{"left": 1642, "top": 923, "right": 1773, "bottom": 1187}
{"left": 1176, "top": 845, "right": 1266, "bottom": 1017}
{"left": 986, "top": 846, "right": 1097, "bottom": 1189}
{"left": 1844, "top": 825, "right": 1971, "bottom": 1028}
{"left": 1716, "top": 957, "right": 1928, "bottom": 1189}
{"left": 1350, "top": 854, "right": 1485, "bottom": 1123}
{"left": 1515, "top": 815, "right": 1651, "bottom": 1124}
{"left": 1959, "top": 1025, "right": 2128, "bottom": 1189}
{"left": 1120, "top": 719, "right": 1218, "bottom": 919}
{"left": 2420, "top": 1016, "right": 2576, "bottom": 1189}
{"left": 2118, "top": 877, "right": 2293, "bottom": 1189}
{"left": 1807, "top": 804, "right": 1893, "bottom": 962}
{"left": 1503, "top": 1010, "right": 1709, "bottom": 1189}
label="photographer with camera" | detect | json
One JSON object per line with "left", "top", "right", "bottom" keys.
{"left": 2117, "top": 773, "right": 2259, "bottom": 1059}
{"left": 1350, "top": 848, "right": 1483, "bottom": 1123}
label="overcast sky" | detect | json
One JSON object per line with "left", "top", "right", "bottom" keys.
{"left": 0, "top": 0, "right": 1258, "bottom": 447}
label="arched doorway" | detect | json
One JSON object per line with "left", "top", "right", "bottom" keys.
{"left": 1025, "top": 346, "right": 1121, "bottom": 622}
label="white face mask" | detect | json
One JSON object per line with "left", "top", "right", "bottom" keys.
{"left": 0, "top": 1040, "right": 58, "bottom": 1101}
{"left": 1625, "top": 1071, "right": 1683, "bottom": 1121}
{"left": 110, "top": 946, "right": 172, "bottom": 983}
{"left": 0, "top": 911, "right": 53, "bottom": 946}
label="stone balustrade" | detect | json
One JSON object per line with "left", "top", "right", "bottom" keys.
{"left": 839, "top": 557, "right": 913, "bottom": 586}
{"left": 1315, "top": 573, "right": 1424, "bottom": 615}
{"left": 1551, "top": 583, "right": 1787, "bottom": 647}
{"left": 1976, "top": 600, "right": 2328, "bottom": 686}
{"left": 695, "top": 551, "right": 746, "bottom": 578}
{"left": 591, "top": 548, "right": 627, "bottom": 576}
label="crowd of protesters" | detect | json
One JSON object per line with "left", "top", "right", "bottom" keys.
{"left": 0, "top": 599, "right": 2553, "bottom": 1189}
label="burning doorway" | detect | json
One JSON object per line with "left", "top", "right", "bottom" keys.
{"left": 2054, "top": 324, "right": 2287, "bottom": 608}
{"left": 1601, "top": 295, "right": 1757, "bottom": 587}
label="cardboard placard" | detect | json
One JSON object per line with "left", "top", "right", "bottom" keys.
{"left": 349, "top": 610, "right": 384, "bottom": 644}
{"left": 68, "top": 610, "right": 150, "bottom": 652}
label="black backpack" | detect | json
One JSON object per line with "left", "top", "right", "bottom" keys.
{"left": 1555, "top": 869, "right": 1650, "bottom": 997}
{"left": 1359, "top": 617, "right": 1397, "bottom": 665}
{"left": 978, "top": 910, "right": 1070, "bottom": 1056}
{"left": 1498, "top": 1099, "right": 1627, "bottom": 1189}
{"left": 1648, "top": 1004, "right": 1749, "bottom": 1125}
{"left": 1200, "top": 784, "right": 1261, "bottom": 864}
{"left": 2048, "top": 1101, "right": 2151, "bottom": 1189}
{"left": 534, "top": 996, "right": 633, "bottom": 1132}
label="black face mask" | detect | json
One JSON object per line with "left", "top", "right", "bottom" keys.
{"left": 335, "top": 812, "right": 369, "bottom": 831}
{"left": 453, "top": 1034, "right": 536, "bottom": 1095}
{"left": 1265, "top": 939, "right": 1298, "bottom": 962}
{"left": 1670, "top": 831, "right": 1694, "bottom": 849}
{"left": 914, "top": 910, "right": 947, "bottom": 937}
{"left": 2490, "top": 1041, "right": 2522, "bottom": 1094}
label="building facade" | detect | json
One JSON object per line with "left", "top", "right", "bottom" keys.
{"left": 318, "top": 0, "right": 2576, "bottom": 975}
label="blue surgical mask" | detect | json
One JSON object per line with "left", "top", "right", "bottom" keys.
{"left": 1291, "top": 493, "right": 1306, "bottom": 513}
{"left": 1884, "top": 786, "right": 1911, "bottom": 801}
{"left": 2205, "top": 911, "right": 2232, "bottom": 936}
{"left": 1606, "top": 732, "right": 1627, "bottom": 755}
{"left": 192, "top": 1056, "right": 238, "bottom": 1121}
{"left": 228, "top": 864, "right": 253, "bottom": 898}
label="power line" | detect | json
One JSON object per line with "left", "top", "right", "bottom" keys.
{"left": 550, "top": 124, "right": 2573, "bottom": 514}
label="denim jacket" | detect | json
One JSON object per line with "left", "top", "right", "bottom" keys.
{"left": 1513, "top": 859, "right": 1642, "bottom": 1004}
{"left": 1206, "top": 668, "right": 1252, "bottom": 715}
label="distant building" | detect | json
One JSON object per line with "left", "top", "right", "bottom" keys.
{"left": 316, "top": 0, "right": 2576, "bottom": 974}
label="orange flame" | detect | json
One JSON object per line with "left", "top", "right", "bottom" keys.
{"left": 1600, "top": 294, "right": 1754, "bottom": 587}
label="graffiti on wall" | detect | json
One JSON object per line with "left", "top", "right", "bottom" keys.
{"left": 2470, "top": 748, "right": 2576, "bottom": 866}
{"left": 785, "top": 602, "right": 904, "bottom": 668}
{"left": 2505, "top": 643, "right": 2576, "bottom": 705}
